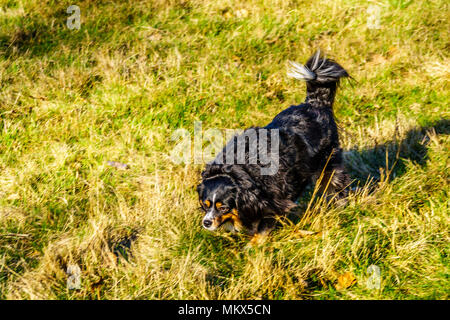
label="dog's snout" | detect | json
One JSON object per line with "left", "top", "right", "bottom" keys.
{"left": 203, "top": 219, "right": 212, "bottom": 228}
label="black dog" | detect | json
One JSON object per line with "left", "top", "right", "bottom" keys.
{"left": 197, "top": 51, "right": 350, "bottom": 239}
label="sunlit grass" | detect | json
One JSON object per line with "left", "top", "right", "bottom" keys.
{"left": 0, "top": 0, "right": 448, "bottom": 299}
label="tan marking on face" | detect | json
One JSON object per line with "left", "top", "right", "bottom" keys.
{"left": 211, "top": 216, "right": 222, "bottom": 229}
{"left": 215, "top": 202, "right": 222, "bottom": 209}
{"left": 219, "top": 209, "right": 242, "bottom": 231}
{"left": 220, "top": 212, "right": 234, "bottom": 221}
{"left": 204, "top": 200, "right": 210, "bottom": 208}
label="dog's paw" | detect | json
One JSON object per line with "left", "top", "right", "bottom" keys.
{"left": 245, "top": 234, "right": 268, "bottom": 249}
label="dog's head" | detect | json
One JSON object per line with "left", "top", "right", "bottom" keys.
{"left": 197, "top": 164, "right": 292, "bottom": 233}
{"left": 197, "top": 175, "right": 242, "bottom": 232}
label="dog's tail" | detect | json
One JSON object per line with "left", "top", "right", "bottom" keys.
{"left": 287, "top": 50, "right": 349, "bottom": 108}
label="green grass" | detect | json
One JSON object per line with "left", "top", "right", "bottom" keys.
{"left": 0, "top": 0, "right": 448, "bottom": 299}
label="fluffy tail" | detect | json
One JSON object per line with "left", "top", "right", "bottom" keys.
{"left": 287, "top": 50, "right": 349, "bottom": 108}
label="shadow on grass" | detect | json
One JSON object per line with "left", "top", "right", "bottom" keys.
{"left": 0, "top": 1, "right": 194, "bottom": 60}
{"left": 0, "top": 8, "right": 76, "bottom": 59}
{"left": 344, "top": 118, "right": 450, "bottom": 184}
{"left": 286, "top": 118, "right": 450, "bottom": 224}
{"left": 0, "top": 2, "right": 158, "bottom": 59}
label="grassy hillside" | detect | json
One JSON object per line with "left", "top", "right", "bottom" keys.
{"left": 0, "top": 0, "right": 448, "bottom": 299}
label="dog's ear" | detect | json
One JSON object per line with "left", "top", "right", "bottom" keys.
{"left": 235, "top": 185, "right": 269, "bottom": 222}
{"left": 200, "top": 168, "right": 210, "bottom": 179}
{"left": 196, "top": 182, "right": 204, "bottom": 197}
{"left": 201, "top": 164, "right": 223, "bottom": 179}
{"left": 222, "top": 165, "right": 267, "bottom": 218}
{"left": 226, "top": 165, "right": 297, "bottom": 217}
{"left": 223, "top": 165, "right": 255, "bottom": 189}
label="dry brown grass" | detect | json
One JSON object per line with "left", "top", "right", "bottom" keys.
{"left": 0, "top": 0, "right": 448, "bottom": 299}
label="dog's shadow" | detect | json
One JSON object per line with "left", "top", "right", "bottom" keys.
{"left": 344, "top": 118, "right": 449, "bottom": 183}
{"left": 288, "top": 118, "right": 449, "bottom": 223}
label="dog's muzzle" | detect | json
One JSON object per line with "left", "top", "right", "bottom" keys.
{"left": 202, "top": 210, "right": 218, "bottom": 231}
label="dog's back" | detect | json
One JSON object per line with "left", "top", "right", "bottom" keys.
{"left": 199, "top": 51, "right": 351, "bottom": 235}
{"left": 263, "top": 50, "right": 350, "bottom": 200}
{"left": 270, "top": 50, "right": 350, "bottom": 199}
{"left": 267, "top": 50, "right": 349, "bottom": 155}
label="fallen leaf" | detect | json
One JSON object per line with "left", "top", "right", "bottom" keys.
{"left": 335, "top": 271, "right": 357, "bottom": 290}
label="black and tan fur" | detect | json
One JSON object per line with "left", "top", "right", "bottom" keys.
{"left": 197, "top": 50, "right": 351, "bottom": 238}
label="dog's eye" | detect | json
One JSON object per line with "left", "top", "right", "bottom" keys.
{"left": 218, "top": 206, "right": 229, "bottom": 213}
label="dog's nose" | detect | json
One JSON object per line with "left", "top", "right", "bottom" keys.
{"left": 203, "top": 220, "right": 212, "bottom": 228}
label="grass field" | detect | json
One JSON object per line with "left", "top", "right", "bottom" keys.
{"left": 0, "top": 0, "right": 448, "bottom": 299}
